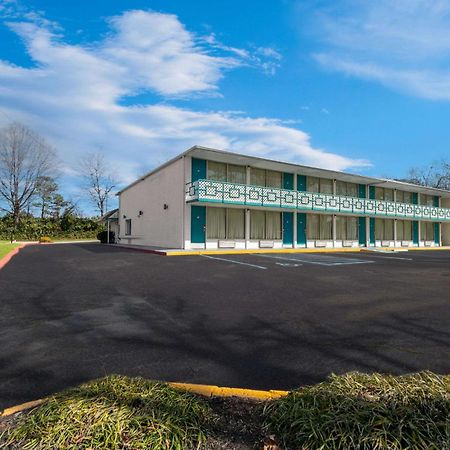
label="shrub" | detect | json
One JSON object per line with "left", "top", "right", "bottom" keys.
{"left": 1, "top": 375, "right": 213, "bottom": 450}
{"left": 39, "top": 236, "right": 52, "bottom": 243}
{"left": 263, "top": 371, "right": 450, "bottom": 450}
{"left": 97, "top": 230, "right": 115, "bottom": 243}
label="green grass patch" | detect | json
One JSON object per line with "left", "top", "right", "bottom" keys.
{"left": 263, "top": 371, "right": 450, "bottom": 450}
{"left": 0, "top": 241, "right": 20, "bottom": 259}
{"left": 1, "top": 375, "right": 214, "bottom": 450}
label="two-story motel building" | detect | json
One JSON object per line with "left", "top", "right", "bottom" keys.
{"left": 116, "top": 146, "right": 450, "bottom": 250}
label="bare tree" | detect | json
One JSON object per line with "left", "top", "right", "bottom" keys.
{"left": 80, "top": 153, "right": 116, "bottom": 216}
{"left": 0, "top": 123, "right": 57, "bottom": 238}
{"left": 402, "top": 160, "right": 450, "bottom": 190}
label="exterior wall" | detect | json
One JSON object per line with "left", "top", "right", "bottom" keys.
{"left": 118, "top": 157, "right": 185, "bottom": 248}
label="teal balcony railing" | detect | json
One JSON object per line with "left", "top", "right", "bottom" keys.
{"left": 185, "top": 179, "right": 450, "bottom": 222}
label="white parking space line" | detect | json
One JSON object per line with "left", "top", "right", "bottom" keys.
{"left": 358, "top": 254, "right": 413, "bottom": 261}
{"left": 200, "top": 254, "right": 267, "bottom": 270}
{"left": 257, "top": 254, "right": 374, "bottom": 266}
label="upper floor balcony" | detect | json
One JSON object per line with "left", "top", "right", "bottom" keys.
{"left": 186, "top": 179, "right": 450, "bottom": 222}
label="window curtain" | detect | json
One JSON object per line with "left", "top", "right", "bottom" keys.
{"left": 307, "top": 177, "right": 319, "bottom": 193}
{"left": 336, "top": 216, "right": 345, "bottom": 239}
{"left": 207, "top": 207, "right": 226, "bottom": 239}
{"left": 375, "top": 218, "right": 383, "bottom": 240}
{"left": 266, "top": 211, "right": 281, "bottom": 239}
{"left": 207, "top": 161, "right": 227, "bottom": 181}
{"left": 266, "top": 171, "right": 282, "bottom": 188}
{"left": 375, "top": 187, "right": 384, "bottom": 200}
{"left": 320, "top": 214, "right": 333, "bottom": 239}
{"left": 421, "top": 195, "right": 434, "bottom": 206}
{"left": 250, "top": 168, "right": 266, "bottom": 186}
{"left": 250, "top": 210, "right": 265, "bottom": 239}
{"left": 384, "top": 189, "right": 394, "bottom": 202}
{"left": 398, "top": 220, "right": 412, "bottom": 241}
{"left": 336, "top": 181, "right": 347, "bottom": 196}
{"left": 307, "top": 214, "right": 319, "bottom": 239}
{"left": 228, "top": 165, "right": 246, "bottom": 184}
{"left": 403, "top": 191, "right": 412, "bottom": 204}
{"left": 346, "top": 217, "right": 358, "bottom": 240}
{"left": 421, "top": 222, "right": 434, "bottom": 240}
{"left": 347, "top": 183, "right": 358, "bottom": 198}
{"left": 227, "top": 209, "right": 245, "bottom": 239}
{"left": 385, "top": 219, "right": 394, "bottom": 240}
{"left": 320, "top": 179, "right": 333, "bottom": 195}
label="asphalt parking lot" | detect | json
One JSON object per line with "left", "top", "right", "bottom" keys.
{"left": 1, "top": 243, "right": 449, "bottom": 409}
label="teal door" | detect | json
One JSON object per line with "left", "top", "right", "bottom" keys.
{"left": 297, "top": 213, "right": 306, "bottom": 246}
{"left": 369, "top": 218, "right": 375, "bottom": 246}
{"left": 283, "top": 212, "right": 293, "bottom": 246}
{"left": 191, "top": 205, "right": 206, "bottom": 244}
{"left": 358, "top": 218, "right": 366, "bottom": 246}
{"left": 192, "top": 158, "right": 206, "bottom": 181}
{"left": 413, "top": 221, "right": 419, "bottom": 245}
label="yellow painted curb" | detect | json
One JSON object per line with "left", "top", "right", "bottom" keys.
{"left": 0, "top": 383, "right": 288, "bottom": 417}
{"left": 166, "top": 246, "right": 450, "bottom": 256}
{"left": 1, "top": 399, "right": 45, "bottom": 417}
{"left": 165, "top": 247, "right": 363, "bottom": 256}
{"left": 169, "top": 382, "right": 289, "bottom": 400}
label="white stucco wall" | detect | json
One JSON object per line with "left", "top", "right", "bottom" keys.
{"left": 118, "top": 157, "right": 185, "bottom": 248}
{"left": 441, "top": 198, "right": 450, "bottom": 245}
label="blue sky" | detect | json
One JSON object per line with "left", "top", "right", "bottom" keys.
{"left": 1, "top": 0, "right": 450, "bottom": 213}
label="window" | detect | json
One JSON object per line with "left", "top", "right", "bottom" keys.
{"left": 375, "top": 187, "right": 394, "bottom": 201}
{"left": 336, "top": 216, "right": 358, "bottom": 240}
{"left": 307, "top": 177, "right": 333, "bottom": 194}
{"left": 396, "top": 190, "right": 412, "bottom": 204}
{"left": 420, "top": 222, "right": 435, "bottom": 241}
{"left": 336, "top": 181, "right": 358, "bottom": 197}
{"left": 207, "top": 162, "right": 246, "bottom": 184}
{"left": 375, "top": 218, "right": 394, "bottom": 240}
{"left": 250, "top": 168, "right": 282, "bottom": 188}
{"left": 307, "top": 214, "right": 333, "bottom": 240}
{"left": 420, "top": 194, "right": 435, "bottom": 206}
{"left": 250, "top": 210, "right": 281, "bottom": 240}
{"left": 125, "top": 219, "right": 131, "bottom": 236}
{"left": 397, "top": 220, "right": 412, "bottom": 241}
{"left": 207, "top": 207, "right": 245, "bottom": 240}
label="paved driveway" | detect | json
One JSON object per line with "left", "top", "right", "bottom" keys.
{"left": 1, "top": 243, "right": 449, "bottom": 409}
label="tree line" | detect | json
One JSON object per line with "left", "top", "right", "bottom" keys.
{"left": 0, "top": 122, "right": 116, "bottom": 241}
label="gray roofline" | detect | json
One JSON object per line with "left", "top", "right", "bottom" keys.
{"left": 116, "top": 145, "right": 450, "bottom": 197}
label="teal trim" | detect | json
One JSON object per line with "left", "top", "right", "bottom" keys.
{"left": 283, "top": 212, "right": 293, "bottom": 246}
{"left": 191, "top": 158, "right": 206, "bottom": 182}
{"left": 413, "top": 221, "right": 419, "bottom": 244}
{"left": 412, "top": 192, "right": 418, "bottom": 205}
{"left": 358, "top": 184, "right": 366, "bottom": 199}
{"left": 369, "top": 218, "right": 375, "bottom": 245}
{"left": 434, "top": 223, "right": 440, "bottom": 244}
{"left": 191, "top": 205, "right": 206, "bottom": 243}
{"left": 283, "top": 173, "right": 294, "bottom": 190}
{"left": 297, "top": 213, "right": 306, "bottom": 246}
{"left": 434, "top": 196, "right": 440, "bottom": 207}
{"left": 369, "top": 186, "right": 375, "bottom": 199}
{"left": 359, "top": 217, "right": 366, "bottom": 246}
{"left": 297, "top": 174, "right": 307, "bottom": 191}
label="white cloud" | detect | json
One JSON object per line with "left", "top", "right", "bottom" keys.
{"left": 310, "top": 0, "right": 450, "bottom": 100}
{"left": 0, "top": 7, "right": 369, "bottom": 210}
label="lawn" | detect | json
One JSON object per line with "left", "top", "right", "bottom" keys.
{"left": 1, "top": 372, "right": 448, "bottom": 450}
{"left": 0, "top": 241, "right": 20, "bottom": 260}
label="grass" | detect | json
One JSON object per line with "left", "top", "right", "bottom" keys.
{"left": 263, "top": 371, "right": 450, "bottom": 450}
{"left": 1, "top": 372, "right": 449, "bottom": 449}
{"left": 0, "top": 375, "right": 214, "bottom": 450}
{"left": 0, "top": 241, "right": 20, "bottom": 259}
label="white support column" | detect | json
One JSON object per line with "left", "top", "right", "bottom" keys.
{"left": 333, "top": 180, "right": 336, "bottom": 247}
{"left": 245, "top": 166, "right": 251, "bottom": 248}
{"left": 393, "top": 189, "right": 397, "bottom": 245}
{"left": 293, "top": 174, "right": 297, "bottom": 247}
{"left": 417, "top": 193, "right": 422, "bottom": 247}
